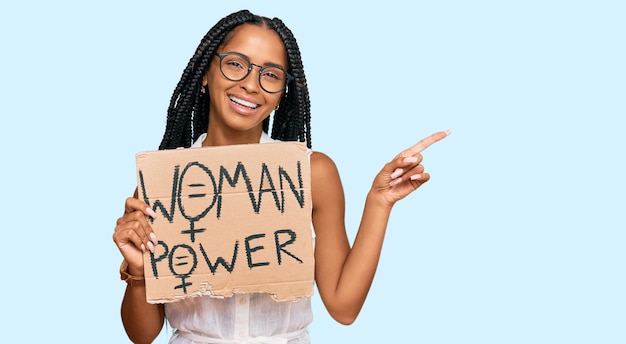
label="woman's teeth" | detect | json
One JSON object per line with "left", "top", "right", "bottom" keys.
{"left": 230, "top": 96, "right": 259, "bottom": 109}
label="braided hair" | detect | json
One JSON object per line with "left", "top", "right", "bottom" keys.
{"left": 158, "top": 9, "right": 312, "bottom": 150}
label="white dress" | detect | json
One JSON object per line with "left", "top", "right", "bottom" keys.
{"left": 166, "top": 132, "right": 314, "bottom": 344}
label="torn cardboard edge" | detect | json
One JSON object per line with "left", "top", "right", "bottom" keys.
{"left": 145, "top": 280, "right": 314, "bottom": 304}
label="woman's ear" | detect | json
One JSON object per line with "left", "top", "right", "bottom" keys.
{"left": 201, "top": 72, "right": 209, "bottom": 93}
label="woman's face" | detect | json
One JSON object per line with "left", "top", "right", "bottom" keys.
{"left": 203, "top": 23, "right": 287, "bottom": 137}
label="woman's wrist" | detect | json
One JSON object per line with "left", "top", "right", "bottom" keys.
{"left": 366, "top": 191, "right": 394, "bottom": 211}
{"left": 120, "top": 260, "right": 145, "bottom": 286}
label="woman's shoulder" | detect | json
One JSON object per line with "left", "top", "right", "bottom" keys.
{"left": 310, "top": 150, "right": 334, "bottom": 164}
{"left": 310, "top": 151, "right": 340, "bottom": 178}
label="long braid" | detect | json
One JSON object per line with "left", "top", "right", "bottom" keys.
{"left": 158, "top": 10, "right": 312, "bottom": 150}
{"left": 268, "top": 17, "right": 312, "bottom": 148}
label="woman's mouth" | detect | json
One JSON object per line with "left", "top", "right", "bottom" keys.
{"left": 229, "top": 96, "right": 260, "bottom": 109}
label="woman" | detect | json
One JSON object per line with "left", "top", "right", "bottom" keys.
{"left": 113, "top": 9, "right": 449, "bottom": 344}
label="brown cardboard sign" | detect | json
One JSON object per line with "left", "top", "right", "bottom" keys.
{"left": 135, "top": 142, "right": 314, "bottom": 304}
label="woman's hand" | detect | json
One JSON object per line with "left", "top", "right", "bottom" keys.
{"left": 112, "top": 197, "right": 158, "bottom": 275}
{"left": 371, "top": 130, "right": 450, "bottom": 206}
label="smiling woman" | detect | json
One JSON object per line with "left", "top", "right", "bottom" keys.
{"left": 200, "top": 23, "right": 290, "bottom": 143}
{"left": 112, "top": 8, "right": 448, "bottom": 344}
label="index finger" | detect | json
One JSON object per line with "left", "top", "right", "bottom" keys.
{"left": 124, "top": 197, "right": 157, "bottom": 218}
{"left": 407, "top": 130, "right": 451, "bottom": 154}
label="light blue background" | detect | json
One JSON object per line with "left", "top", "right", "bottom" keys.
{"left": 1, "top": 1, "right": 624, "bottom": 343}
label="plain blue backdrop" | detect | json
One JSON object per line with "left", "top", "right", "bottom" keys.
{"left": 1, "top": 1, "right": 624, "bottom": 343}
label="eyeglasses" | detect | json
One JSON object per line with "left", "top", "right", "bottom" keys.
{"left": 214, "top": 52, "right": 293, "bottom": 94}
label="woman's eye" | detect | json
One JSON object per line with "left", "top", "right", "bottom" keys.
{"left": 227, "top": 60, "right": 245, "bottom": 69}
{"left": 262, "top": 68, "right": 282, "bottom": 80}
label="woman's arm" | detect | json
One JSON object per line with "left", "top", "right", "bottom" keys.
{"left": 113, "top": 194, "right": 166, "bottom": 343}
{"left": 311, "top": 131, "right": 449, "bottom": 325}
{"left": 120, "top": 279, "right": 165, "bottom": 343}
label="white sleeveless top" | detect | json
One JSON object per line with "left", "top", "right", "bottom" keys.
{"left": 165, "top": 132, "right": 314, "bottom": 344}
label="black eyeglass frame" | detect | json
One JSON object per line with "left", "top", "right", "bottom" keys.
{"left": 214, "top": 52, "right": 294, "bottom": 94}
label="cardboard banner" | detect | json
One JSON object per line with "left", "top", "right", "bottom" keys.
{"left": 135, "top": 142, "right": 314, "bottom": 304}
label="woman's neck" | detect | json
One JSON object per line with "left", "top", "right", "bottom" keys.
{"left": 202, "top": 125, "right": 263, "bottom": 147}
